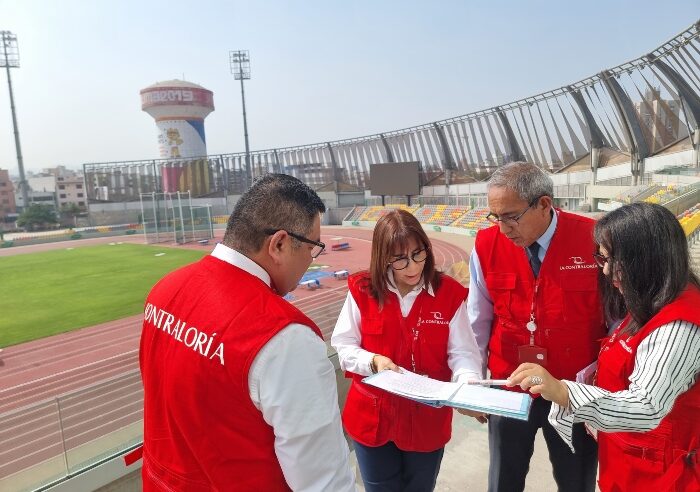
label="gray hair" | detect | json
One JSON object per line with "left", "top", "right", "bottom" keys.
{"left": 487, "top": 161, "right": 553, "bottom": 203}
{"left": 223, "top": 173, "right": 325, "bottom": 255}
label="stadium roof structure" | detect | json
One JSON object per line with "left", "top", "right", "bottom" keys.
{"left": 85, "top": 20, "right": 700, "bottom": 200}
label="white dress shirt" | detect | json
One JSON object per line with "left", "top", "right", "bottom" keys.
{"left": 549, "top": 320, "right": 700, "bottom": 451}
{"left": 331, "top": 270, "right": 482, "bottom": 383}
{"left": 467, "top": 211, "right": 558, "bottom": 373}
{"left": 211, "top": 244, "right": 356, "bottom": 492}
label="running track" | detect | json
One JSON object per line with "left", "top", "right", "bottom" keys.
{"left": 0, "top": 227, "right": 468, "bottom": 481}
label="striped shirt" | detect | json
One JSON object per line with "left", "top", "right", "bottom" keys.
{"left": 549, "top": 320, "right": 700, "bottom": 450}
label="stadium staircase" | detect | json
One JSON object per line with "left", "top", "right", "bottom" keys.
{"left": 644, "top": 184, "right": 686, "bottom": 204}
{"left": 633, "top": 184, "right": 664, "bottom": 202}
{"left": 343, "top": 206, "right": 366, "bottom": 222}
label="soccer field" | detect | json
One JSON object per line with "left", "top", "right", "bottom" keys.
{"left": 0, "top": 243, "right": 207, "bottom": 347}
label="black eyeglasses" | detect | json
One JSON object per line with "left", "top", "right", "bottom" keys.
{"left": 263, "top": 229, "right": 326, "bottom": 258}
{"left": 592, "top": 253, "right": 612, "bottom": 268}
{"left": 486, "top": 197, "right": 542, "bottom": 226}
{"left": 388, "top": 248, "right": 429, "bottom": 270}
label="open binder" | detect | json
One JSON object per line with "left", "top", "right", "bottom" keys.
{"left": 363, "top": 369, "right": 533, "bottom": 421}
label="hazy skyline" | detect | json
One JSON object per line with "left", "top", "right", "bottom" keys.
{"left": 1, "top": 0, "right": 698, "bottom": 175}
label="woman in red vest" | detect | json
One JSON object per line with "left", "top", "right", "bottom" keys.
{"left": 508, "top": 202, "right": 700, "bottom": 492}
{"left": 331, "top": 209, "right": 483, "bottom": 491}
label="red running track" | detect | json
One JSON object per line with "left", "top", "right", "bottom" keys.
{"left": 0, "top": 227, "right": 468, "bottom": 481}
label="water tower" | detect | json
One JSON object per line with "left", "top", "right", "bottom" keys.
{"left": 140, "top": 80, "right": 214, "bottom": 159}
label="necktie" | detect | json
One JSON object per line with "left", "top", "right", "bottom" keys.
{"left": 527, "top": 242, "right": 541, "bottom": 277}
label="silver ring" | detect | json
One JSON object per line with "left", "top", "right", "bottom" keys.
{"left": 529, "top": 376, "right": 543, "bottom": 385}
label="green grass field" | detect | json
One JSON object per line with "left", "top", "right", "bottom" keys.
{"left": 0, "top": 243, "right": 207, "bottom": 347}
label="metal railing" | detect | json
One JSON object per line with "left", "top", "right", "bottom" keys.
{"left": 0, "top": 371, "right": 143, "bottom": 492}
{"left": 0, "top": 298, "right": 351, "bottom": 492}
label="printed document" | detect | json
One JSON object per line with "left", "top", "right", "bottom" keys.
{"left": 363, "top": 369, "right": 532, "bottom": 420}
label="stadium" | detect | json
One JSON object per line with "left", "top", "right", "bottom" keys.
{"left": 1, "top": 18, "right": 699, "bottom": 492}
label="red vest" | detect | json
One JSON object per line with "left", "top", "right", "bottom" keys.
{"left": 475, "top": 210, "right": 606, "bottom": 384}
{"left": 140, "top": 255, "right": 322, "bottom": 491}
{"left": 342, "top": 272, "right": 467, "bottom": 452}
{"left": 595, "top": 286, "right": 700, "bottom": 492}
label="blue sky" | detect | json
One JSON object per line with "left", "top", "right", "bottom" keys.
{"left": 0, "top": 0, "right": 697, "bottom": 174}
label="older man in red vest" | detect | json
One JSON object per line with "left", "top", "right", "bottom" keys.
{"left": 139, "top": 174, "right": 355, "bottom": 491}
{"left": 467, "top": 162, "right": 605, "bottom": 492}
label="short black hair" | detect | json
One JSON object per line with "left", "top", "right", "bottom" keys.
{"left": 594, "top": 202, "right": 699, "bottom": 334}
{"left": 223, "top": 174, "right": 325, "bottom": 254}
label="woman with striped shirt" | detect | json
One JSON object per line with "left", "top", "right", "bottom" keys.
{"left": 508, "top": 202, "right": 700, "bottom": 492}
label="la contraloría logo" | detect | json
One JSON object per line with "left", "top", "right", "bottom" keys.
{"left": 559, "top": 256, "right": 597, "bottom": 270}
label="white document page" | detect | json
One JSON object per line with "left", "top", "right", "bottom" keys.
{"left": 450, "top": 384, "right": 526, "bottom": 412}
{"left": 363, "top": 369, "right": 460, "bottom": 401}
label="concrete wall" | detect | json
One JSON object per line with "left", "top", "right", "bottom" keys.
{"left": 586, "top": 185, "right": 631, "bottom": 200}
{"left": 650, "top": 173, "right": 700, "bottom": 186}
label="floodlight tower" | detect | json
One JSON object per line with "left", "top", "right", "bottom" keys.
{"left": 229, "top": 50, "right": 252, "bottom": 188}
{"left": 1, "top": 31, "right": 28, "bottom": 209}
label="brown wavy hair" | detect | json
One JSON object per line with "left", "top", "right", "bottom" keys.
{"left": 366, "top": 209, "right": 441, "bottom": 307}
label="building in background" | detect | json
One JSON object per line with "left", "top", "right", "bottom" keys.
{"left": 56, "top": 174, "right": 87, "bottom": 209}
{"left": 634, "top": 87, "right": 683, "bottom": 152}
{"left": 15, "top": 171, "right": 56, "bottom": 212}
{"left": 27, "top": 175, "right": 56, "bottom": 194}
{"left": 0, "top": 169, "right": 17, "bottom": 231}
{"left": 13, "top": 166, "right": 86, "bottom": 214}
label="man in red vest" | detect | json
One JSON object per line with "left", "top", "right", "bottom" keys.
{"left": 467, "top": 162, "right": 605, "bottom": 492}
{"left": 139, "top": 174, "right": 356, "bottom": 491}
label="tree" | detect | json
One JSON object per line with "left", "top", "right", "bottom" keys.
{"left": 16, "top": 204, "right": 59, "bottom": 231}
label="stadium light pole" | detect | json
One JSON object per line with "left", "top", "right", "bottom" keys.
{"left": 1, "top": 30, "right": 29, "bottom": 210}
{"left": 229, "top": 50, "right": 252, "bottom": 189}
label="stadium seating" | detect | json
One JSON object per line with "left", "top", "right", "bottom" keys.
{"left": 343, "top": 206, "right": 367, "bottom": 221}
{"left": 644, "top": 184, "right": 685, "bottom": 204}
{"left": 613, "top": 184, "right": 652, "bottom": 204}
{"left": 414, "top": 205, "right": 471, "bottom": 226}
{"left": 342, "top": 204, "right": 491, "bottom": 231}
{"left": 450, "top": 207, "right": 491, "bottom": 230}
{"left": 357, "top": 204, "right": 420, "bottom": 221}
{"left": 678, "top": 204, "right": 700, "bottom": 237}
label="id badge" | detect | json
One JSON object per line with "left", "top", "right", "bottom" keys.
{"left": 518, "top": 344, "right": 548, "bottom": 365}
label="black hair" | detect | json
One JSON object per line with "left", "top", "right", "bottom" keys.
{"left": 594, "top": 202, "right": 699, "bottom": 334}
{"left": 223, "top": 174, "right": 325, "bottom": 254}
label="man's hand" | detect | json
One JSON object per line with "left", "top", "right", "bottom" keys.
{"left": 372, "top": 354, "right": 400, "bottom": 373}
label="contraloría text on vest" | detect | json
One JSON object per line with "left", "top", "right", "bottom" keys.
{"left": 144, "top": 303, "right": 225, "bottom": 365}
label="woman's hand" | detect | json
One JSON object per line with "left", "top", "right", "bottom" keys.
{"left": 457, "top": 408, "right": 488, "bottom": 424}
{"left": 507, "top": 363, "right": 570, "bottom": 407}
{"left": 372, "top": 354, "right": 400, "bottom": 373}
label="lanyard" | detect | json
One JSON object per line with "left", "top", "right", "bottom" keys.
{"left": 526, "top": 280, "right": 541, "bottom": 346}
{"left": 411, "top": 322, "right": 419, "bottom": 372}
{"left": 410, "top": 294, "right": 427, "bottom": 373}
